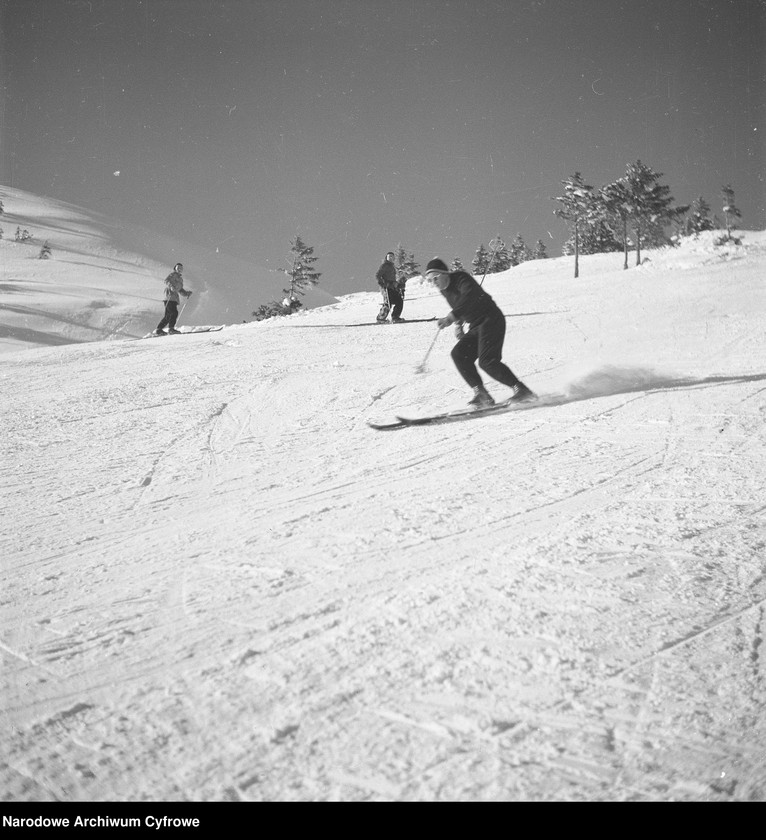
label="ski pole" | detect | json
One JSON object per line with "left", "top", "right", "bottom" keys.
{"left": 415, "top": 327, "right": 440, "bottom": 374}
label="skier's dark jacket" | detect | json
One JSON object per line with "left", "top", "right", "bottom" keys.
{"left": 376, "top": 260, "right": 397, "bottom": 290}
{"left": 438, "top": 270, "right": 503, "bottom": 326}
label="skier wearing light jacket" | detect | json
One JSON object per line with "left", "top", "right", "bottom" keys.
{"left": 154, "top": 263, "right": 192, "bottom": 335}
{"left": 424, "top": 257, "right": 535, "bottom": 408}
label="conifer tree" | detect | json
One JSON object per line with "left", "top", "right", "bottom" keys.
{"left": 472, "top": 244, "right": 490, "bottom": 275}
{"left": 492, "top": 240, "right": 511, "bottom": 272}
{"left": 508, "top": 233, "right": 531, "bottom": 266}
{"left": 450, "top": 257, "right": 464, "bottom": 271}
{"left": 39, "top": 240, "right": 52, "bottom": 259}
{"left": 620, "top": 160, "right": 675, "bottom": 265}
{"left": 599, "top": 180, "right": 632, "bottom": 269}
{"left": 553, "top": 172, "right": 594, "bottom": 278}
{"left": 563, "top": 217, "right": 622, "bottom": 256}
{"left": 685, "top": 196, "right": 715, "bottom": 235}
{"left": 532, "top": 239, "right": 548, "bottom": 259}
{"left": 280, "top": 235, "right": 321, "bottom": 302}
{"left": 393, "top": 244, "right": 419, "bottom": 280}
{"left": 721, "top": 184, "right": 742, "bottom": 238}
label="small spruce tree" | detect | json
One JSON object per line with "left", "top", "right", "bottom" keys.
{"left": 508, "top": 233, "right": 531, "bottom": 266}
{"left": 450, "top": 257, "right": 464, "bottom": 271}
{"left": 39, "top": 240, "right": 52, "bottom": 259}
{"left": 492, "top": 240, "right": 511, "bottom": 272}
{"left": 279, "top": 235, "right": 321, "bottom": 302}
{"left": 532, "top": 239, "right": 548, "bottom": 259}
{"left": 685, "top": 196, "right": 715, "bottom": 235}
{"left": 472, "top": 244, "right": 490, "bottom": 275}
{"left": 553, "top": 172, "right": 594, "bottom": 278}
{"left": 620, "top": 160, "right": 676, "bottom": 265}
{"left": 721, "top": 184, "right": 742, "bottom": 238}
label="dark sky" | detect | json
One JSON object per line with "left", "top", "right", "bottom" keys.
{"left": 2, "top": 0, "right": 764, "bottom": 294}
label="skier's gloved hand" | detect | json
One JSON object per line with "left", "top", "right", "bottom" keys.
{"left": 454, "top": 321, "right": 465, "bottom": 339}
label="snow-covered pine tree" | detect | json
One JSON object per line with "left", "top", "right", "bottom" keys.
{"left": 620, "top": 160, "right": 676, "bottom": 266}
{"left": 393, "top": 244, "right": 419, "bottom": 280}
{"left": 492, "top": 239, "right": 511, "bottom": 272}
{"left": 685, "top": 196, "right": 715, "bottom": 235}
{"left": 532, "top": 239, "right": 548, "bottom": 259}
{"left": 39, "top": 240, "right": 52, "bottom": 259}
{"left": 472, "top": 244, "right": 490, "bottom": 275}
{"left": 552, "top": 172, "right": 594, "bottom": 278}
{"left": 563, "top": 217, "right": 622, "bottom": 255}
{"left": 252, "top": 300, "right": 290, "bottom": 321}
{"left": 280, "top": 235, "right": 321, "bottom": 302}
{"left": 599, "top": 180, "right": 632, "bottom": 269}
{"left": 508, "top": 233, "right": 531, "bottom": 266}
{"left": 393, "top": 243, "right": 408, "bottom": 276}
{"left": 721, "top": 184, "right": 742, "bottom": 238}
{"left": 450, "top": 257, "right": 465, "bottom": 271}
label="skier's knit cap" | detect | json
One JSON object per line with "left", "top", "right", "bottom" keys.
{"left": 425, "top": 258, "right": 449, "bottom": 274}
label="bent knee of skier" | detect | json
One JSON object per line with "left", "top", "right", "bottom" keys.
{"left": 451, "top": 344, "right": 473, "bottom": 365}
{"left": 478, "top": 354, "right": 502, "bottom": 374}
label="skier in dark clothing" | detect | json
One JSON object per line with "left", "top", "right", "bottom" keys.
{"left": 376, "top": 251, "right": 405, "bottom": 322}
{"left": 424, "top": 257, "right": 535, "bottom": 407}
{"left": 154, "top": 263, "right": 192, "bottom": 335}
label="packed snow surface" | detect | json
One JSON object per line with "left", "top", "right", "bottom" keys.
{"left": 2, "top": 195, "right": 765, "bottom": 801}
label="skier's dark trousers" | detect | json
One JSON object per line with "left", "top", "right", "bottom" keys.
{"left": 451, "top": 309, "right": 517, "bottom": 390}
{"left": 158, "top": 299, "right": 180, "bottom": 332}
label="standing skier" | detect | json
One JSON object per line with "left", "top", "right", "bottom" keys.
{"left": 376, "top": 251, "right": 405, "bottom": 323}
{"left": 424, "top": 258, "right": 535, "bottom": 407}
{"left": 154, "top": 263, "right": 192, "bottom": 335}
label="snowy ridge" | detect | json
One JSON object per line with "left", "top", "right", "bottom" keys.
{"left": 0, "top": 185, "right": 338, "bottom": 353}
{"left": 2, "top": 219, "right": 766, "bottom": 801}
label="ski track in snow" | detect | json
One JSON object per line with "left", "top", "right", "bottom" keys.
{"left": 2, "top": 230, "right": 766, "bottom": 801}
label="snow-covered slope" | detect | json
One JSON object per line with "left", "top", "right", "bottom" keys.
{"left": 2, "top": 229, "right": 765, "bottom": 802}
{"left": 0, "top": 186, "right": 338, "bottom": 352}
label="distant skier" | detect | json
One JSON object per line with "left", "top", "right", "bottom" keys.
{"left": 376, "top": 251, "right": 405, "bottom": 323}
{"left": 154, "top": 263, "right": 192, "bottom": 335}
{"left": 424, "top": 257, "right": 535, "bottom": 407}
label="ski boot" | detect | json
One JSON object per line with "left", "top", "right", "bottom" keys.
{"left": 468, "top": 386, "right": 495, "bottom": 409}
{"left": 168, "top": 328, "right": 181, "bottom": 334}
{"left": 510, "top": 382, "right": 536, "bottom": 403}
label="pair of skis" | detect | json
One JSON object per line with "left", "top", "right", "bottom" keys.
{"left": 368, "top": 394, "right": 543, "bottom": 430}
{"left": 143, "top": 326, "right": 224, "bottom": 339}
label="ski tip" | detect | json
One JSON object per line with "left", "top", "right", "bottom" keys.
{"left": 367, "top": 420, "right": 407, "bottom": 430}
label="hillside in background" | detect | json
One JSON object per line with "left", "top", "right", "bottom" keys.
{"left": 0, "top": 186, "right": 339, "bottom": 353}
